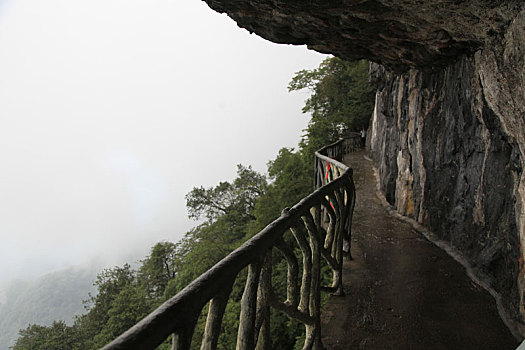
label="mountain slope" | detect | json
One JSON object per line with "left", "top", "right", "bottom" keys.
{"left": 0, "top": 266, "right": 97, "bottom": 349}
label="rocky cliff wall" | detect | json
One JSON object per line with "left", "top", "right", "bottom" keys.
{"left": 368, "top": 51, "right": 525, "bottom": 335}
{"left": 201, "top": 0, "right": 525, "bottom": 337}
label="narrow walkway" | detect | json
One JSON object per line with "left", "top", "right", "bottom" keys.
{"left": 321, "top": 151, "right": 519, "bottom": 349}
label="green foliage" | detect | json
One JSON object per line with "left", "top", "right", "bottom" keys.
{"left": 163, "top": 221, "right": 244, "bottom": 299}
{"left": 139, "top": 241, "right": 180, "bottom": 301}
{"left": 289, "top": 57, "right": 374, "bottom": 152}
{"left": 72, "top": 264, "right": 142, "bottom": 348}
{"left": 11, "top": 321, "right": 76, "bottom": 350}
{"left": 185, "top": 164, "right": 267, "bottom": 223}
{"left": 92, "top": 284, "right": 151, "bottom": 348}
{"left": 167, "top": 165, "right": 268, "bottom": 299}
{"left": 249, "top": 148, "right": 312, "bottom": 235}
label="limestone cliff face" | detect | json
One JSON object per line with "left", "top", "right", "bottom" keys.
{"left": 368, "top": 57, "right": 524, "bottom": 333}
{"left": 367, "top": 8, "right": 525, "bottom": 333}
{"left": 201, "top": 0, "right": 525, "bottom": 336}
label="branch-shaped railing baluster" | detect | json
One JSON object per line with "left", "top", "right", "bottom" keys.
{"left": 255, "top": 252, "right": 271, "bottom": 350}
{"left": 201, "top": 280, "right": 234, "bottom": 350}
{"left": 237, "top": 259, "right": 263, "bottom": 350}
{"left": 302, "top": 211, "right": 323, "bottom": 350}
{"left": 173, "top": 315, "right": 199, "bottom": 350}
{"left": 290, "top": 223, "right": 312, "bottom": 316}
{"left": 275, "top": 237, "right": 299, "bottom": 308}
{"left": 102, "top": 136, "right": 357, "bottom": 350}
{"left": 343, "top": 177, "right": 356, "bottom": 259}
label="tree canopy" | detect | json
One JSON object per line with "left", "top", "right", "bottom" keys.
{"left": 289, "top": 58, "right": 374, "bottom": 152}
{"left": 185, "top": 164, "right": 267, "bottom": 223}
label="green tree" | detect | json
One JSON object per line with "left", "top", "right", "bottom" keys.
{"left": 90, "top": 283, "right": 151, "bottom": 348}
{"left": 139, "top": 241, "right": 180, "bottom": 301}
{"left": 166, "top": 164, "right": 267, "bottom": 298}
{"left": 73, "top": 264, "right": 137, "bottom": 348}
{"left": 289, "top": 58, "right": 374, "bottom": 152}
{"left": 185, "top": 164, "right": 267, "bottom": 223}
{"left": 250, "top": 148, "right": 312, "bottom": 232}
{"left": 11, "top": 321, "right": 76, "bottom": 350}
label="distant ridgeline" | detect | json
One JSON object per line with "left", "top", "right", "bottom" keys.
{"left": 0, "top": 267, "right": 96, "bottom": 349}
{"left": 11, "top": 59, "right": 374, "bottom": 349}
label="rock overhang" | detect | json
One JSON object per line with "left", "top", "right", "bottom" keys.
{"left": 202, "top": 0, "right": 522, "bottom": 71}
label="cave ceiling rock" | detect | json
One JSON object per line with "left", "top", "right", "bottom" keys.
{"left": 202, "top": 0, "right": 523, "bottom": 71}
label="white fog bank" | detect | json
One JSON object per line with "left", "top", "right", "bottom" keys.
{"left": 0, "top": 0, "right": 326, "bottom": 282}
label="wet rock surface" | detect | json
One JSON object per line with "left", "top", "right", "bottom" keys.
{"left": 368, "top": 56, "right": 524, "bottom": 334}
{"left": 320, "top": 151, "right": 518, "bottom": 349}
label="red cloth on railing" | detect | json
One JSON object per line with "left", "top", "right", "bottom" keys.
{"left": 326, "top": 161, "right": 335, "bottom": 211}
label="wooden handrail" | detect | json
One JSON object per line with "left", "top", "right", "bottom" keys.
{"left": 102, "top": 137, "right": 357, "bottom": 350}
{"left": 314, "top": 134, "right": 360, "bottom": 189}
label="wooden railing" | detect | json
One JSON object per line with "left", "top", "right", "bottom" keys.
{"left": 102, "top": 137, "right": 356, "bottom": 350}
{"left": 314, "top": 134, "right": 360, "bottom": 189}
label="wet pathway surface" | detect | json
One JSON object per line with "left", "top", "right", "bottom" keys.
{"left": 321, "top": 151, "right": 519, "bottom": 350}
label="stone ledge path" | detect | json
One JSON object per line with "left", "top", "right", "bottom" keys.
{"left": 321, "top": 151, "right": 519, "bottom": 350}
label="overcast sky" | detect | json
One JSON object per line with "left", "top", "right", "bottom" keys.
{"left": 0, "top": 0, "right": 326, "bottom": 282}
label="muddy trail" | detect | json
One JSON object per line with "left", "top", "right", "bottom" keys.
{"left": 320, "top": 151, "right": 519, "bottom": 350}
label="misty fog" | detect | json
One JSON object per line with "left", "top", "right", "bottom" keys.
{"left": 0, "top": 0, "right": 326, "bottom": 283}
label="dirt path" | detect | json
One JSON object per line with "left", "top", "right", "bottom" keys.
{"left": 320, "top": 151, "right": 519, "bottom": 350}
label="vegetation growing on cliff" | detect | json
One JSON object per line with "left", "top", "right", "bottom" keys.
{"left": 289, "top": 58, "right": 374, "bottom": 153}
{"left": 11, "top": 58, "right": 373, "bottom": 350}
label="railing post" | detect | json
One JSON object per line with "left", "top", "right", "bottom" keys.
{"left": 303, "top": 210, "right": 323, "bottom": 350}
{"left": 275, "top": 237, "right": 299, "bottom": 308}
{"left": 236, "top": 259, "right": 263, "bottom": 350}
{"left": 343, "top": 173, "right": 355, "bottom": 259}
{"left": 255, "top": 251, "right": 272, "bottom": 350}
{"left": 201, "top": 280, "right": 235, "bottom": 350}
{"left": 172, "top": 316, "right": 199, "bottom": 350}
{"left": 290, "top": 224, "right": 312, "bottom": 315}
